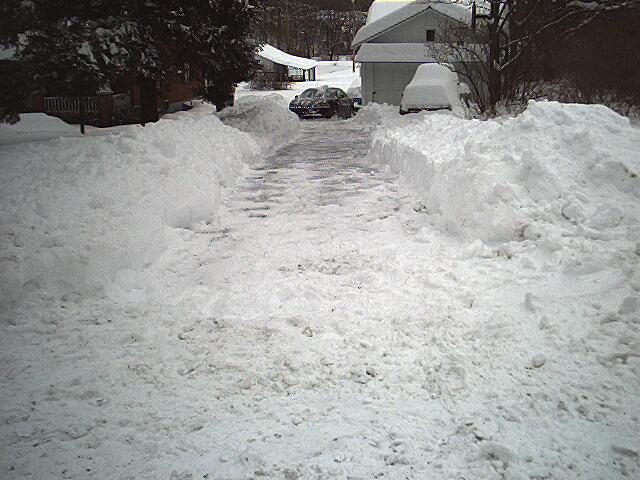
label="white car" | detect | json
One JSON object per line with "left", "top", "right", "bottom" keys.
{"left": 400, "top": 63, "right": 469, "bottom": 115}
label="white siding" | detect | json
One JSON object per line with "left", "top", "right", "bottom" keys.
{"left": 371, "top": 63, "right": 390, "bottom": 104}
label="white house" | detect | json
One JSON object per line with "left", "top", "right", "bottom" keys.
{"left": 352, "top": 0, "right": 475, "bottom": 106}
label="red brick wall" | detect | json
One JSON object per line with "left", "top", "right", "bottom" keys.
{"left": 130, "top": 76, "right": 202, "bottom": 109}
{"left": 162, "top": 78, "right": 202, "bottom": 104}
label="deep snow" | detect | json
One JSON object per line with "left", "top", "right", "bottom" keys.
{"left": 0, "top": 113, "right": 83, "bottom": 145}
{"left": 1, "top": 83, "right": 639, "bottom": 479}
{"left": 366, "top": 100, "right": 640, "bottom": 245}
{"left": 0, "top": 100, "right": 299, "bottom": 317}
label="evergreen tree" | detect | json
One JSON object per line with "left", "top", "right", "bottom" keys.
{"left": 0, "top": 0, "right": 257, "bottom": 124}
{"left": 194, "top": 0, "right": 257, "bottom": 110}
{"left": 0, "top": 0, "right": 105, "bottom": 124}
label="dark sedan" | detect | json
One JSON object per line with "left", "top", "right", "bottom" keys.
{"left": 289, "top": 87, "right": 354, "bottom": 119}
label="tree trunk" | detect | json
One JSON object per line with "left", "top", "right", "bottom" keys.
{"left": 487, "top": 0, "right": 502, "bottom": 114}
{"left": 79, "top": 96, "right": 85, "bottom": 134}
{"left": 139, "top": 75, "right": 159, "bottom": 125}
{"left": 213, "top": 81, "right": 234, "bottom": 112}
{"left": 275, "top": 2, "right": 282, "bottom": 49}
{"left": 329, "top": 23, "right": 344, "bottom": 62}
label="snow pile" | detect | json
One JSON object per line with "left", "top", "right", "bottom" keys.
{"left": 217, "top": 94, "right": 300, "bottom": 152}
{"left": 353, "top": 101, "right": 457, "bottom": 128}
{"left": 0, "top": 100, "right": 297, "bottom": 310}
{"left": 347, "top": 76, "right": 361, "bottom": 99}
{"left": 352, "top": 102, "right": 405, "bottom": 125}
{"left": 368, "top": 100, "right": 640, "bottom": 244}
{"left": 0, "top": 113, "right": 79, "bottom": 145}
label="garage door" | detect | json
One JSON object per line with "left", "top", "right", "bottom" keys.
{"left": 372, "top": 63, "right": 422, "bottom": 106}
{"left": 372, "top": 63, "right": 391, "bottom": 104}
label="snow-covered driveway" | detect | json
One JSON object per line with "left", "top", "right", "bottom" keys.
{"left": 3, "top": 112, "right": 638, "bottom": 480}
{"left": 182, "top": 118, "right": 465, "bottom": 477}
{"left": 148, "top": 119, "right": 637, "bottom": 479}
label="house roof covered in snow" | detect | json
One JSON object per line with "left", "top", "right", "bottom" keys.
{"left": 256, "top": 44, "right": 318, "bottom": 70}
{"left": 366, "top": 0, "right": 415, "bottom": 24}
{"left": 352, "top": 1, "right": 473, "bottom": 48}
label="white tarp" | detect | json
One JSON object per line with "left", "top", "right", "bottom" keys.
{"left": 257, "top": 44, "right": 318, "bottom": 70}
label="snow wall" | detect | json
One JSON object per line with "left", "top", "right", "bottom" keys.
{"left": 0, "top": 100, "right": 299, "bottom": 310}
{"left": 365, "top": 101, "right": 640, "bottom": 247}
{"left": 216, "top": 95, "right": 300, "bottom": 153}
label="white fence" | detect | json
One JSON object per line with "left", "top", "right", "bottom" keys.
{"left": 43, "top": 96, "right": 98, "bottom": 114}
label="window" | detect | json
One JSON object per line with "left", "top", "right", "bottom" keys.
{"left": 426, "top": 29, "right": 435, "bottom": 42}
{"left": 289, "top": 67, "right": 303, "bottom": 77}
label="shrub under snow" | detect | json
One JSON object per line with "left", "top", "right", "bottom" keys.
{"left": 0, "top": 101, "right": 299, "bottom": 310}
{"left": 367, "top": 100, "right": 640, "bottom": 246}
{"left": 217, "top": 94, "right": 300, "bottom": 152}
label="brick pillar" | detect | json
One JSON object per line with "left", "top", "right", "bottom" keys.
{"left": 97, "top": 93, "right": 113, "bottom": 127}
{"left": 32, "top": 93, "right": 44, "bottom": 112}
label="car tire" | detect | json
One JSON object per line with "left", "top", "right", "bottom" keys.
{"left": 323, "top": 105, "right": 336, "bottom": 119}
{"left": 338, "top": 105, "right": 353, "bottom": 119}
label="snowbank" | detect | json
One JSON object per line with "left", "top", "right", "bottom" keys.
{"left": 0, "top": 113, "right": 80, "bottom": 145}
{"left": 367, "top": 100, "right": 640, "bottom": 246}
{"left": 0, "top": 100, "right": 298, "bottom": 310}
{"left": 217, "top": 94, "right": 300, "bottom": 152}
{"left": 352, "top": 102, "right": 410, "bottom": 126}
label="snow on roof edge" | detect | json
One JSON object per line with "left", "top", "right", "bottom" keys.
{"left": 256, "top": 44, "right": 318, "bottom": 70}
{"left": 352, "top": 4, "right": 429, "bottom": 48}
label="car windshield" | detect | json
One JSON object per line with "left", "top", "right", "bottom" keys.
{"left": 299, "top": 89, "right": 323, "bottom": 99}
{"left": 299, "top": 87, "right": 337, "bottom": 99}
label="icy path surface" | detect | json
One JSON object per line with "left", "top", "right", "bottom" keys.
{"left": 3, "top": 119, "right": 638, "bottom": 480}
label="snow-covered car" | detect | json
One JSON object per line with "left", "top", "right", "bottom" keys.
{"left": 400, "top": 63, "right": 468, "bottom": 115}
{"left": 288, "top": 86, "right": 354, "bottom": 119}
{"left": 347, "top": 77, "right": 362, "bottom": 109}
